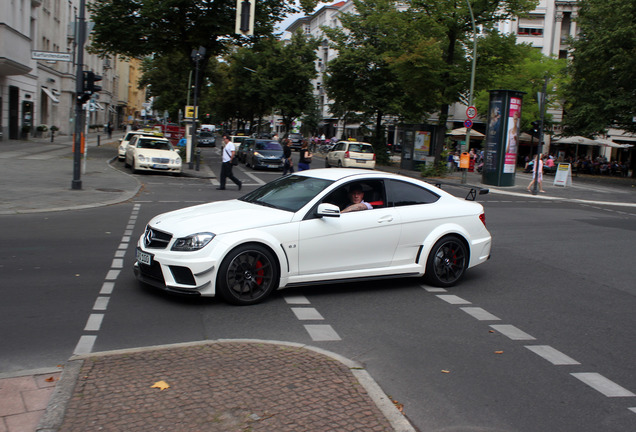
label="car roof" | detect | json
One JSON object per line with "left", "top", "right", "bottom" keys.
{"left": 340, "top": 141, "right": 372, "bottom": 146}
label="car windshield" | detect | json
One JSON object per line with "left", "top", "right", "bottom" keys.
{"left": 240, "top": 175, "right": 334, "bottom": 212}
{"left": 139, "top": 139, "right": 173, "bottom": 150}
{"left": 256, "top": 141, "right": 282, "bottom": 151}
{"left": 349, "top": 144, "right": 374, "bottom": 153}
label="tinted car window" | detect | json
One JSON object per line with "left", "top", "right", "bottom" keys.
{"left": 139, "top": 139, "right": 172, "bottom": 150}
{"left": 385, "top": 179, "right": 440, "bottom": 207}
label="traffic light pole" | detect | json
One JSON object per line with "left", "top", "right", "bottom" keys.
{"left": 72, "top": 0, "right": 86, "bottom": 190}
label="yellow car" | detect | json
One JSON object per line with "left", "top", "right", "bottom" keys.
{"left": 325, "top": 141, "right": 376, "bottom": 169}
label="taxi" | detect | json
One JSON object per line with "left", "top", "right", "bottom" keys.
{"left": 325, "top": 140, "right": 376, "bottom": 169}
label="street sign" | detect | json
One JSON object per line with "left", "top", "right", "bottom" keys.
{"left": 466, "top": 106, "right": 477, "bottom": 119}
{"left": 184, "top": 105, "right": 198, "bottom": 119}
{"left": 464, "top": 119, "right": 473, "bottom": 128}
{"left": 32, "top": 51, "right": 72, "bottom": 62}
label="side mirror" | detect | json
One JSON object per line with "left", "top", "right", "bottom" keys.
{"left": 316, "top": 203, "right": 340, "bottom": 218}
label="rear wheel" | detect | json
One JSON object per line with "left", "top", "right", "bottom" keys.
{"left": 216, "top": 244, "right": 279, "bottom": 305}
{"left": 425, "top": 236, "right": 467, "bottom": 287}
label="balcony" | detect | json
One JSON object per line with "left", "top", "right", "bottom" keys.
{"left": 0, "top": 24, "right": 33, "bottom": 76}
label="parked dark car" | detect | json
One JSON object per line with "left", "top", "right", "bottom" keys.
{"left": 286, "top": 133, "right": 304, "bottom": 151}
{"left": 197, "top": 131, "right": 216, "bottom": 147}
{"left": 236, "top": 139, "right": 253, "bottom": 164}
{"left": 246, "top": 139, "right": 284, "bottom": 170}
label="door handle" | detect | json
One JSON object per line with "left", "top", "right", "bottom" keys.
{"left": 377, "top": 215, "right": 393, "bottom": 223}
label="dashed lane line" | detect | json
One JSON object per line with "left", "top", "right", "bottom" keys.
{"left": 571, "top": 373, "right": 636, "bottom": 398}
{"left": 489, "top": 324, "right": 536, "bottom": 341}
{"left": 525, "top": 345, "right": 580, "bottom": 366}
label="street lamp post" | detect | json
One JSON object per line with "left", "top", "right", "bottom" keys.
{"left": 189, "top": 47, "right": 205, "bottom": 170}
{"left": 71, "top": 0, "right": 87, "bottom": 190}
{"left": 462, "top": 0, "right": 477, "bottom": 184}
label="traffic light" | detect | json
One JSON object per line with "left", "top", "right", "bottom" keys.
{"left": 531, "top": 120, "right": 540, "bottom": 135}
{"left": 79, "top": 71, "right": 102, "bottom": 103}
{"left": 235, "top": 0, "right": 255, "bottom": 35}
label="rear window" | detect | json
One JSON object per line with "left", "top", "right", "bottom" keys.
{"left": 348, "top": 144, "right": 374, "bottom": 153}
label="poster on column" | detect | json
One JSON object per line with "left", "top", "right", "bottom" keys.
{"left": 503, "top": 97, "right": 521, "bottom": 173}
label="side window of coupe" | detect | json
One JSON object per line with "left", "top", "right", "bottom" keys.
{"left": 385, "top": 179, "right": 440, "bottom": 207}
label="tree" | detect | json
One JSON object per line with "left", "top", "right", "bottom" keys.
{"left": 562, "top": 0, "right": 636, "bottom": 136}
{"left": 472, "top": 39, "right": 568, "bottom": 134}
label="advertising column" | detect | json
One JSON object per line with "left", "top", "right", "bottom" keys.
{"left": 482, "top": 90, "right": 525, "bottom": 186}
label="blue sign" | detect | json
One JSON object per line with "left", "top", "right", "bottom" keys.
{"left": 464, "top": 119, "right": 473, "bottom": 128}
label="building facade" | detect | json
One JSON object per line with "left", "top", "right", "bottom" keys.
{"left": 0, "top": 0, "right": 140, "bottom": 140}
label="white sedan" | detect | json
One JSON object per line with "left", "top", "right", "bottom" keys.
{"left": 124, "top": 135, "right": 182, "bottom": 174}
{"left": 117, "top": 130, "right": 163, "bottom": 160}
{"left": 134, "top": 169, "right": 491, "bottom": 305}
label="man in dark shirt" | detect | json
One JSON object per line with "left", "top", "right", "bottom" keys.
{"left": 282, "top": 139, "right": 294, "bottom": 176}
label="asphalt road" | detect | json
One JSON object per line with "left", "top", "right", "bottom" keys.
{"left": 1, "top": 147, "right": 635, "bottom": 431}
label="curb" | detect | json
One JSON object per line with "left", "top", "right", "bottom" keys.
{"left": 38, "top": 339, "right": 416, "bottom": 432}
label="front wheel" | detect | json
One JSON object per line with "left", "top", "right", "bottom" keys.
{"left": 325, "top": 157, "right": 330, "bottom": 168}
{"left": 216, "top": 244, "right": 279, "bottom": 305}
{"left": 425, "top": 236, "right": 467, "bottom": 287}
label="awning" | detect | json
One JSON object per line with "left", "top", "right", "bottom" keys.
{"left": 41, "top": 87, "right": 60, "bottom": 103}
{"left": 595, "top": 138, "right": 634, "bottom": 148}
{"left": 448, "top": 127, "right": 485, "bottom": 139}
{"left": 90, "top": 101, "right": 104, "bottom": 111}
{"left": 554, "top": 136, "right": 600, "bottom": 146}
{"left": 108, "top": 106, "right": 116, "bottom": 113}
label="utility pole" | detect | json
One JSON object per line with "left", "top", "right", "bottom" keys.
{"left": 462, "top": 0, "right": 477, "bottom": 184}
{"left": 71, "top": 0, "right": 86, "bottom": 190}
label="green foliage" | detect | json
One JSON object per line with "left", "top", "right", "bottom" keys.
{"left": 472, "top": 40, "right": 567, "bottom": 133}
{"left": 562, "top": 0, "right": 636, "bottom": 135}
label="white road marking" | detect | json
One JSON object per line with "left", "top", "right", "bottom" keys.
{"left": 73, "top": 335, "right": 96, "bottom": 355}
{"left": 437, "top": 294, "right": 471, "bottom": 305}
{"left": 111, "top": 258, "right": 123, "bottom": 268}
{"left": 105, "top": 269, "right": 120, "bottom": 280}
{"left": 423, "top": 286, "right": 447, "bottom": 292}
{"left": 490, "top": 324, "right": 536, "bottom": 340}
{"left": 571, "top": 373, "right": 636, "bottom": 397}
{"left": 291, "top": 307, "right": 324, "bottom": 320}
{"left": 100, "top": 282, "right": 114, "bottom": 295}
{"left": 460, "top": 307, "right": 500, "bottom": 321}
{"left": 84, "top": 314, "right": 104, "bottom": 331}
{"left": 93, "top": 296, "right": 110, "bottom": 311}
{"left": 284, "top": 295, "right": 311, "bottom": 304}
{"left": 304, "top": 324, "right": 341, "bottom": 341}
{"left": 525, "top": 345, "right": 580, "bottom": 365}
{"left": 114, "top": 250, "right": 126, "bottom": 258}
{"left": 629, "top": 407, "right": 636, "bottom": 414}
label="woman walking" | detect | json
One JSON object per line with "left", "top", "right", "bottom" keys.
{"left": 298, "top": 141, "right": 312, "bottom": 171}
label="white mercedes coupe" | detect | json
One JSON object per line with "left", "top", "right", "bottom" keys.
{"left": 134, "top": 169, "right": 491, "bottom": 305}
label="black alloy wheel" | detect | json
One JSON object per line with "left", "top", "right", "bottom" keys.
{"left": 425, "top": 236, "right": 467, "bottom": 287}
{"left": 217, "top": 244, "right": 278, "bottom": 305}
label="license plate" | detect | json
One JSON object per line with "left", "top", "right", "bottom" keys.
{"left": 152, "top": 164, "right": 168, "bottom": 169}
{"left": 356, "top": 159, "right": 366, "bottom": 163}
{"left": 267, "top": 164, "right": 279, "bottom": 168}
{"left": 136, "top": 249, "right": 152, "bottom": 265}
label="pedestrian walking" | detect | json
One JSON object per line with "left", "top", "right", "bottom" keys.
{"left": 218, "top": 135, "right": 242, "bottom": 190}
{"left": 527, "top": 154, "right": 545, "bottom": 193}
{"left": 298, "top": 141, "right": 312, "bottom": 171}
{"left": 282, "top": 138, "right": 294, "bottom": 176}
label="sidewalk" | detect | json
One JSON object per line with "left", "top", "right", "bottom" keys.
{"left": 1, "top": 134, "right": 634, "bottom": 432}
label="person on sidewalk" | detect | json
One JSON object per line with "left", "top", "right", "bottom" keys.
{"left": 298, "top": 141, "right": 312, "bottom": 171}
{"left": 282, "top": 139, "right": 294, "bottom": 176}
{"left": 218, "top": 135, "right": 242, "bottom": 190}
{"left": 527, "top": 154, "right": 545, "bottom": 193}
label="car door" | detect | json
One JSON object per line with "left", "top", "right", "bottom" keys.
{"left": 296, "top": 181, "right": 401, "bottom": 278}
{"left": 327, "top": 142, "right": 345, "bottom": 166}
{"left": 384, "top": 179, "right": 443, "bottom": 267}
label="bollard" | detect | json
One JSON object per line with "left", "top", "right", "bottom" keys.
{"left": 51, "top": 130, "right": 55, "bottom": 142}
{"left": 97, "top": 135, "right": 100, "bottom": 146}
{"left": 195, "top": 149, "right": 201, "bottom": 171}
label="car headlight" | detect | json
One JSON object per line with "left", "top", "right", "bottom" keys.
{"left": 253, "top": 151, "right": 262, "bottom": 158}
{"left": 171, "top": 232, "right": 215, "bottom": 251}
{"left": 138, "top": 154, "right": 146, "bottom": 162}
{"left": 175, "top": 156, "right": 181, "bottom": 164}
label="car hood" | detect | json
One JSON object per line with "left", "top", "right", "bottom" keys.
{"left": 147, "top": 200, "right": 293, "bottom": 236}
{"left": 135, "top": 148, "right": 180, "bottom": 158}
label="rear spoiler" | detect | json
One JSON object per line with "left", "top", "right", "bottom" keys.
{"left": 433, "top": 181, "right": 489, "bottom": 201}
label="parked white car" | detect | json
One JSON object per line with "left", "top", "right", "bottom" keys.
{"left": 134, "top": 169, "right": 491, "bottom": 305}
{"left": 117, "top": 130, "right": 163, "bottom": 161}
{"left": 325, "top": 140, "right": 376, "bottom": 169}
{"left": 124, "top": 135, "right": 182, "bottom": 174}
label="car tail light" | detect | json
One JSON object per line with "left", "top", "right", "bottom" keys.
{"left": 344, "top": 151, "right": 350, "bottom": 159}
{"left": 479, "top": 212, "right": 486, "bottom": 227}
{"left": 372, "top": 154, "right": 376, "bottom": 161}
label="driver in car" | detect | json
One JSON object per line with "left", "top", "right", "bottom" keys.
{"left": 341, "top": 183, "right": 373, "bottom": 213}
